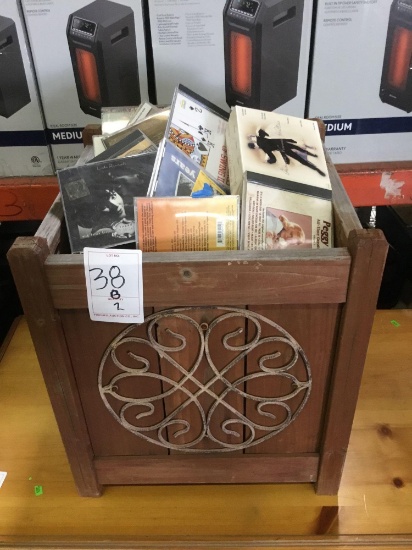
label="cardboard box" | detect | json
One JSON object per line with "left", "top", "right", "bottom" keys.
{"left": 226, "top": 106, "right": 333, "bottom": 250}
{"left": 146, "top": 0, "right": 313, "bottom": 117}
{"left": 307, "top": 0, "right": 412, "bottom": 164}
{"left": 21, "top": 0, "right": 149, "bottom": 170}
{"left": 0, "top": 0, "right": 53, "bottom": 176}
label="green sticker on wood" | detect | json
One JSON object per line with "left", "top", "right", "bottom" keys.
{"left": 391, "top": 320, "right": 400, "bottom": 327}
{"left": 34, "top": 485, "right": 43, "bottom": 496}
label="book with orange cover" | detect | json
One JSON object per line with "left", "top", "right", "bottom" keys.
{"left": 135, "top": 196, "right": 239, "bottom": 252}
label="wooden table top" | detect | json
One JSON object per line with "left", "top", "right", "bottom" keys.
{"left": 0, "top": 309, "right": 411, "bottom": 548}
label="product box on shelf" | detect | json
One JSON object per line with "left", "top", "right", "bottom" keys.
{"left": 0, "top": 0, "right": 53, "bottom": 176}
{"left": 307, "top": 0, "right": 412, "bottom": 164}
{"left": 145, "top": 0, "right": 313, "bottom": 117}
{"left": 21, "top": 0, "right": 149, "bottom": 169}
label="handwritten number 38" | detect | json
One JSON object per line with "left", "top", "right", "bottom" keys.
{"left": 89, "top": 266, "right": 126, "bottom": 291}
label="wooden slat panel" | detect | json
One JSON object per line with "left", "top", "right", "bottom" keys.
{"left": 316, "top": 229, "right": 388, "bottom": 495}
{"left": 94, "top": 454, "right": 319, "bottom": 485}
{"left": 326, "top": 153, "right": 362, "bottom": 248}
{"left": 244, "top": 304, "right": 340, "bottom": 455}
{"left": 45, "top": 251, "right": 351, "bottom": 309}
{"left": 155, "top": 308, "right": 246, "bottom": 453}
{"left": 34, "top": 194, "right": 64, "bottom": 254}
{"left": 60, "top": 309, "right": 167, "bottom": 457}
{"left": 6, "top": 237, "right": 101, "bottom": 496}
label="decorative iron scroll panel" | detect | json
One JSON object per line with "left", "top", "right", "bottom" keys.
{"left": 98, "top": 307, "right": 312, "bottom": 453}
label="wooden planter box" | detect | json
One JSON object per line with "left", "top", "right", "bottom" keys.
{"left": 7, "top": 157, "right": 388, "bottom": 497}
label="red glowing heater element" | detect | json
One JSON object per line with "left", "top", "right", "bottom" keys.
{"left": 230, "top": 32, "right": 252, "bottom": 97}
{"left": 387, "top": 26, "right": 412, "bottom": 91}
{"left": 75, "top": 48, "right": 101, "bottom": 103}
{"left": 380, "top": 0, "right": 412, "bottom": 113}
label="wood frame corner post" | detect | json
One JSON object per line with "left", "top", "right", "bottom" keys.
{"left": 7, "top": 236, "right": 102, "bottom": 497}
{"left": 316, "top": 228, "right": 388, "bottom": 495}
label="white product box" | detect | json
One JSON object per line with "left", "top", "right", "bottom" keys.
{"left": 21, "top": 0, "right": 149, "bottom": 169}
{"left": 146, "top": 0, "right": 313, "bottom": 117}
{"left": 0, "top": 0, "right": 53, "bottom": 176}
{"left": 308, "top": 0, "right": 412, "bottom": 164}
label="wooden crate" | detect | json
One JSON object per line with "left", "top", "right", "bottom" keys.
{"left": 7, "top": 156, "right": 388, "bottom": 497}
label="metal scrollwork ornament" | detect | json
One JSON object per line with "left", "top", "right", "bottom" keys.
{"left": 99, "top": 307, "right": 311, "bottom": 452}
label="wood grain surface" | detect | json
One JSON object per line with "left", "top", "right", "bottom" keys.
{"left": 0, "top": 310, "right": 411, "bottom": 542}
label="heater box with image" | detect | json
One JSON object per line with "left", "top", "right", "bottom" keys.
{"left": 145, "top": 0, "right": 312, "bottom": 117}
{"left": 22, "top": 0, "right": 148, "bottom": 170}
{"left": 308, "top": 0, "right": 412, "bottom": 164}
{"left": 223, "top": 0, "right": 303, "bottom": 111}
{"left": 380, "top": 0, "right": 412, "bottom": 113}
{"left": 0, "top": 15, "right": 30, "bottom": 118}
{"left": 67, "top": 0, "right": 141, "bottom": 118}
{"left": 0, "top": 0, "right": 53, "bottom": 177}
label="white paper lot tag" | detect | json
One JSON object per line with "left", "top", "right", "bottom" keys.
{"left": 0, "top": 472, "right": 7, "bottom": 488}
{"left": 84, "top": 248, "right": 144, "bottom": 324}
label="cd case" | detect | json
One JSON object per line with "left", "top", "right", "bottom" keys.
{"left": 101, "top": 105, "right": 141, "bottom": 136}
{"left": 58, "top": 152, "right": 157, "bottom": 253}
{"left": 166, "top": 84, "right": 230, "bottom": 187}
{"left": 149, "top": 139, "right": 229, "bottom": 198}
{"left": 102, "top": 108, "right": 170, "bottom": 151}
{"left": 90, "top": 127, "right": 157, "bottom": 163}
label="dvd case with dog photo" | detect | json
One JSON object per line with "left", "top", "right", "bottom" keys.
{"left": 241, "top": 171, "right": 333, "bottom": 251}
{"left": 226, "top": 106, "right": 333, "bottom": 250}
{"left": 226, "top": 106, "right": 331, "bottom": 196}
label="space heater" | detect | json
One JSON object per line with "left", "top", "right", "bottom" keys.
{"left": 223, "top": 0, "right": 303, "bottom": 111}
{"left": 380, "top": 0, "right": 412, "bottom": 113}
{"left": 67, "top": 0, "right": 141, "bottom": 118}
{"left": 0, "top": 16, "right": 30, "bottom": 118}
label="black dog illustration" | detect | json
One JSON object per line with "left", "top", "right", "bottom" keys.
{"left": 248, "top": 129, "right": 326, "bottom": 177}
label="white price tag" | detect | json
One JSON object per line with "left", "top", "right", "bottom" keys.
{"left": 0, "top": 472, "right": 7, "bottom": 489}
{"left": 84, "top": 248, "right": 144, "bottom": 324}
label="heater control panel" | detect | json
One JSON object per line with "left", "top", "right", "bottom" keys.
{"left": 70, "top": 17, "right": 97, "bottom": 38}
{"left": 229, "top": 0, "right": 260, "bottom": 19}
{"left": 398, "top": 0, "right": 412, "bottom": 15}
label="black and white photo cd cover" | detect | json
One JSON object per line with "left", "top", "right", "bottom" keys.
{"left": 58, "top": 152, "right": 156, "bottom": 253}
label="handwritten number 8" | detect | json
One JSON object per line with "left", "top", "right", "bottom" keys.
{"left": 109, "top": 266, "right": 125, "bottom": 289}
